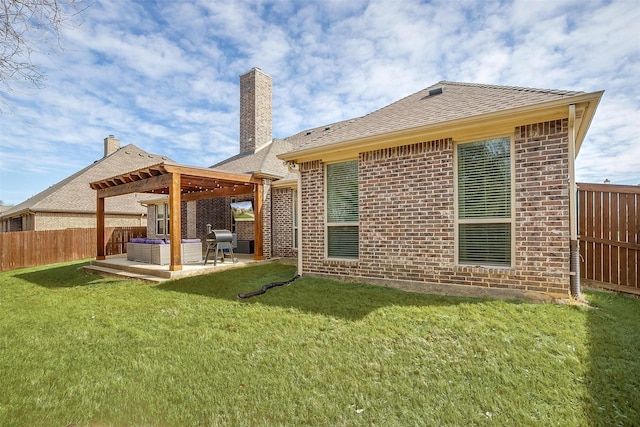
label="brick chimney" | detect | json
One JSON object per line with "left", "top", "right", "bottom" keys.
{"left": 239, "top": 68, "right": 272, "bottom": 154}
{"left": 104, "top": 135, "right": 120, "bottom": 157}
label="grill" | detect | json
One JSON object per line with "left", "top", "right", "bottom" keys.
{"left": 204, "top": 229, "right": 236, "bottom": 265}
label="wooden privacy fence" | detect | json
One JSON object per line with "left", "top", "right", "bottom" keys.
{"left": 0, "top": 227, "right": 146, "bottom": 272}
{"left": 578, "top": 183, "right": 639, "bottom": 291}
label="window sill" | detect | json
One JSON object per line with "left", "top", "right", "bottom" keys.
{"left": 323, "top": 258, "right": 360, "bottom": 267}
{"left": 455, "top": 264, "right": 515, "bottom": 275}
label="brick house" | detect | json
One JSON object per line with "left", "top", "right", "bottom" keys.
{"left": 279, "top": 82, "right": 603, "bottom": 299}
{"left": 0, "top": 136, "right": 173, "bottom": 232}
{"left": 98, "top": 68, "right": 602, "bottom": 299}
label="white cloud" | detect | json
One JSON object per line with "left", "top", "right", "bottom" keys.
{"left": 1, "top": 0, "right": 639, "bottom": 205}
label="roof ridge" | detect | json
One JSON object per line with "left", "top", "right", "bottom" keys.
{"left": 440, "top": 80, "right": 584, "bottom": 96}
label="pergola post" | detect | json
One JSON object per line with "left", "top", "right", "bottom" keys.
{"left": 169, "top": 173, "right": 182, "bottom": 271}
{"left": 253, "top": 181, "right": 264, "bottom": 260}
{"left": 96, "top": 194, "right": 106, "bottom": 260}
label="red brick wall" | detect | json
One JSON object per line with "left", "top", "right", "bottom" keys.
{"left": 272, "top": 187, "right": 295, "bottom": 258}
{"left": 299, "top": 120, "right": 572, "bottom": 296}
{"left": 300, "top": 160, "right": 326, "bottom": 269}
{"left": 513, "top": 119, "right": 571, "bottom": 293}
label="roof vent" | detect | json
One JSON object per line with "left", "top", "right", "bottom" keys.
{"left": 324, "top": 126, "right": 331, "bottom": 131}
{"left": 428, "top": 87, "right": 444, "bottom": 97}
{"left": 306, "top": 130, "right": 313, "bottom": 135}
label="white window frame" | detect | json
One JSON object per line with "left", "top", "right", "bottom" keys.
{"left": 454, "top": 136, "right": 515, "bottom": 268}
{"left": 230, "top": 197, "right": 237, "bottom": 234}
{"left": 292, "top": 189, "right": 299, "bottom": 250}
{"left": 324, "top": 159, "right": 359, "bottom": 260}
{"left": 155, "top": 203, "right": 170, "bottom": 237}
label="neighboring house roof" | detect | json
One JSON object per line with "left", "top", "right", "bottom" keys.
{"left": 280, "top": 81, "right": 603, "bottom": 162}
{"left": 0, "top": 144, "right": 174, "bottom": 219}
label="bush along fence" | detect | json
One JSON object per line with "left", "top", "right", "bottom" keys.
{"left": 578, "top": 182, "right": 639, "bottom": 292}
{"left": 0, "top": 227, "right": 146, "bottom": 272}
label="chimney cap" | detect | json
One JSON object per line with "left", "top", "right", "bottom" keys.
{"left": 240, "top": 67, "right": 271, "bottom": 78}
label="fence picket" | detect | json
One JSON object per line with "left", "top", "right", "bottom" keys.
{"left": 0, "top": 227, "right": 146, "bottom": 272}
{"left": 578, "top": 183, "right": 639, "bottom": 291}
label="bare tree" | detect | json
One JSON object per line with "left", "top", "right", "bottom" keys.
{"left": 0, "top": 0, "right": 85, "bottom": 96}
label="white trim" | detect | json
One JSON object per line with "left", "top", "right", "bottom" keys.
{"left": 155, "top": 202, "right": 170, "bottom": 237}
{"left": 292, "top": 189, "right": 299, "bottom": 250}
{"left": 286, "top": 162, "right": 303, "bottom": 275}
{"left": 568, "top": 104, "right": 578, "bottom": 241}
{"left": 324, "top": 159, "right": 359, "bottom": 260}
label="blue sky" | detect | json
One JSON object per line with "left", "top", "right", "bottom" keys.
{"left": 1, "top": 0, "right": 638, "bottom": 206}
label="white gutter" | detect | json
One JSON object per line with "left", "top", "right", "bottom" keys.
{"left": 568, "top": 104, "right": 577, "bottom": 241}
{"left": 568, "top": 104, "right": 581, "bottom": 298}
{"left": 287, "top": 162, "right": 303, "bottom": 276}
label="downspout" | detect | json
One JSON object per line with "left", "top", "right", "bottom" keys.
{"left": 237, "top": 162, "right": 303, "bottom": 300}
{"left": 288, "top": 162, "right": 303, "bottom": 276}
{"left": 568, "top": 104, "right": 581, "bottom": 298}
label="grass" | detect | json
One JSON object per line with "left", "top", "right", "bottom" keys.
{"left": 0, "top": 261, "right": 639, "bottom": 426}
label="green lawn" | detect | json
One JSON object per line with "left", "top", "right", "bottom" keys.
{"left": 0, "top": 260, "right": 638, "bottom": 426}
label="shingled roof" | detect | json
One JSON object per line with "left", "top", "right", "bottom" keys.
{"left": 211, "top": 138, "right": 295, "bottom": 178}
{"left": 212, "top": 118, "right": 359, "bottom": 181}
{"left": 1, "top": 144, "right": 174, "bottom": 218}
{"left": 285, "top": 81, "right": 586, "bottom": 153}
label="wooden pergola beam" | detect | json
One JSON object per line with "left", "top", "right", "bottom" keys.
{"left": 181, "top": 184, "right": 254, "bottom": 202}
{"left": 96, "top": 174, "right": 173, "bottom": 199}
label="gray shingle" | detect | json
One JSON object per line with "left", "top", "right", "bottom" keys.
{"left": 288, "top": 81, "right": 584, "bottom": 152}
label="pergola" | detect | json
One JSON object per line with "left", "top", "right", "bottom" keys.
{"left": 90, "top": 162, "right": 264, "bottom": 271}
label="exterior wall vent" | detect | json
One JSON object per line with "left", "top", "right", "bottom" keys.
{"left": 428, "top": 87, "right": 444, "bottom": 96}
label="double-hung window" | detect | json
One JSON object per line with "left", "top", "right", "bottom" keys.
{"left": 155, "top": 203, "right": 170, "bottom": 237}
{"left": 326, "top": 160, "right": 359, "bottom": 259}
{"left": 292, "top": 189, "right": 299, "bottom": 250}
{"left": 457, "top": 137, "right": 513, "bottom": 267}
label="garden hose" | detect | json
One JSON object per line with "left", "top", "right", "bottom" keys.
{"left": 237, "top": 275, "right": 300, "bottom": 299}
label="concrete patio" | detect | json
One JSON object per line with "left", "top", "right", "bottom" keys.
{"left": 82, "top": 253, "right": 262, "bottom": 283}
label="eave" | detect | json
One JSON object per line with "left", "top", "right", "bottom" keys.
{"left": 278, "top": 90, "right": 604, "bottom": 164}
{"left": 271, "top": 177, "right": 298, "bottom": 189}
{"left": 252, "top": 169, "right": 285, "bottom": 180}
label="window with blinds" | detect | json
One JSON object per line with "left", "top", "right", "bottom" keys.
{"left": 457, "top": 137, "right": 512, "bottom": 266}
{"left": 326, "top": 160, "right": 359, "bottom": 259}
